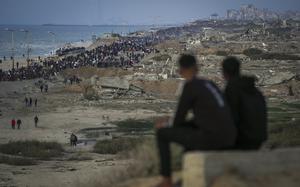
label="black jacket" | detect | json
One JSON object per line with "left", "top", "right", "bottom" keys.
{"left": 173, "top": 78, "right": 237, "bottom": 147}
{"left": 225, "top": 76, "right": 267, "bottom": 149}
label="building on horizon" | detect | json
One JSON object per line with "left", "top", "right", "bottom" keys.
{"left": 226, "top": 4, "right": 300, "bottom": 21}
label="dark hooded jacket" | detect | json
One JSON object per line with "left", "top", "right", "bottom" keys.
{"left": 225, "top": 76, "right": 267, "bottom": 149}
{"left": 173, "top": 78, "right": 237, "bottom": 148}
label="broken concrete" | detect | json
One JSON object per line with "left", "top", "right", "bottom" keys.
{"left": 261, "top": 72, "right": 296, "bottom": 85}
{"left": 183, "top": 148, "right": 300, "bottom": 187}
{"left": 97, "top": 77, "right": 130, "bottom": 90}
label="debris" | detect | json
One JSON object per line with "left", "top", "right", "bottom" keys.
{"left": 261, "top": 72, "right": 296, "bottom": 85}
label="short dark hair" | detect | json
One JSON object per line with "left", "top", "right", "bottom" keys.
{"left": 222, "top": 57, "right": 241, "bottom": 77}
{"left": 178, "top": 54, "right": 197, "bottom": 69}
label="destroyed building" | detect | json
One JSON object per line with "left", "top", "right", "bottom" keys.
{"left": 226, "top": 4, "right": 300, "bottom": 21}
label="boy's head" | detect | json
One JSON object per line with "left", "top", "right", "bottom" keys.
{"left": 178, "top": 54, "right": 198, "bottom": 80}
{"left": 222, "top": 57, "right": 241, "bottom": 80}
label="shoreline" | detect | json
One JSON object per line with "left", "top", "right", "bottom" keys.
{"left": 0, "top": 25, "right": 159, "bottom": 59}
{"left": 0, "top": 56, "right": 44, "bottom": 71}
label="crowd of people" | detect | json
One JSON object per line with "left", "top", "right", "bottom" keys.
{"left": 0, "top": 35, "right": 161, "bottom": 82}
{"left": 0, "top": 63, "right": 51, "bottom": 81}
{"left": 56, "top": 47, "right": 86, "bottom": 56}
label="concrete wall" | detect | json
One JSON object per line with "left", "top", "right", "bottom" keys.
{"left": 183, "top": 148, "right": 300, "bottom": 187}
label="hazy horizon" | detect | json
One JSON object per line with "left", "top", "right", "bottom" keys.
{"left": 0, "top": 0, "right": 300, "bottom": 25}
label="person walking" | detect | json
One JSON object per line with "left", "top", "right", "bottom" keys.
{"left": 34, "top": 116, "right": 39, "bottom": 128}
{"left": 44, "top": 84, "right": 48, "bottom": 93}
{"left": 29, "top": 97, "right": 32, "bottom": 107}
{"left": 70, "top": 133, "right": 78, "bottom": 147}
{"left": 34, "top": 98, "right": 38, "bottom": 107}
{"left": 11, "top": 119, "right": 16, "bottom": 129}
{"left": 40, "top": 85, "right": 43, "bottom": 93}
{"left": 17, "top": 119, "right": 22, "bottom": 129}
{"left": 25, "top": 97, "right": 28, "bottom": 107}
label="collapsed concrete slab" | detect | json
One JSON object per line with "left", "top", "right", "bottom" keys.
{"left": 183, "top": 148, "right": 300, "bottom": 187}
{"left": 85, "top": 76, "right": 146, "bottom": 99}
{"left": 97, "top": 77, "right": 130, "bottom": 90}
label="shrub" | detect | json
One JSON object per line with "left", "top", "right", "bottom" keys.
{"left": 82, "top": 85, "right": 98, "bottom": 100}
{"left": 67, "top": 153, "right": 93, "bottom": 161}
{"left": 216, "top": 50, "right": 229, "bottom": 56}
{"left": 0, "top": 155, "right": 36, "bottom": 166}
{"left": 123, "top": 137, "right": 183, "bottom": 176}
{"left": 151, "top": 54, "right": 172, "bottom": 61}
{"left": 114, "top": 118, "right": 154, "bottom": 132}
{"left": 0, "top": 140, "right": 64, "bottom": 160}
{"left": 259, "top": 53, "right": 300, "bottom": 60}
{"left": 82, "top": 137, "right": 183, "bottom": 187}
{"left": 243, "top": 48, "right": 263, "bottom": 57}
{"left": 266, "top": 120, "right": 300, "bottom": 148}
{"left": 243, "top": 48, "right": 300, "bottom": 60}
{"left": 93, "top": 137, "right": 144, "bottom": 154}
{"left": 265, "top": 101, "right": 300, "bottom": 149}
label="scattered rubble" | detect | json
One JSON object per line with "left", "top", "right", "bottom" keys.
{"left": 261, "top": 72, "right": 296, "bottom": 86}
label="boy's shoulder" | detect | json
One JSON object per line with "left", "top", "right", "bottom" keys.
{"left": 188, "top": 77, "right": 216, "bottom": 87}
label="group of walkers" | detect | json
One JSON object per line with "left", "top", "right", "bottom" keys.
{"left": 155, "top": 54, "right": 267, "bottom": 187}
{"left": 10, "top": 116, "right": 39, "bottom": 129}
{"left": 39, "top": 84, "right": 48, "bottom": 93}
{"left": 64, "top": 75, "right": 81, "bottom": 85}
{"left": 10, "top": 118, "right": 22, "bottom": 129}
{"left": 13, "top": 94, "right": 41, "bottom": 130}
{"left": 25, "top": 97, "right": 38, "bottom": 107}
{"left": 11, "top": 95, "right": 40, "bottom": 129}
{"left": 0, "top": 36, "right": 161, "bottom": 82}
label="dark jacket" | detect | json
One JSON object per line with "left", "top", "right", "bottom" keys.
{"left": 17, "top": 119, "right": 22, "bottom": 125}
{"left": 225, "top": 76, "right": 267, "bottom": 149}
{"left": 173, "top": 77, "right": 237, "bottom": 147}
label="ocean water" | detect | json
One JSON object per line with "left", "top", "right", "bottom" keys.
{"left": 0, "top": 25, "right": 153, "bottom": 58}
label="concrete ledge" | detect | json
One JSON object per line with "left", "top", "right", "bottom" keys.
{"left": 183, "top": 148, "right": 300, "bottom": 187}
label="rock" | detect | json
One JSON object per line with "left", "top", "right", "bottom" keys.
{"left": 210, "top": 171, "right": 249, "bottom": 187}
{"left": 97, "top": 77, "right": 130, "bottom": 90}
{"left": 68, "top": 168, "right": 77, "bottom": 171}
{"left": 95, "top": 158, "right": 114, "bottom": 163}
{"left": 12, "top": 171, "right": 27, "bottom": 175}
{"left": 182, "top": 148, "right": 300, "bottom": 187}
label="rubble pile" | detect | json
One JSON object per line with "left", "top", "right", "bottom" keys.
{"left": 81, "top": 76, "right": 145, "bottom": 100}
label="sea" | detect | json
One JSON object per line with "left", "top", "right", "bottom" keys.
{"left": 0, "top": 25, "right": 156, "bottom": 58}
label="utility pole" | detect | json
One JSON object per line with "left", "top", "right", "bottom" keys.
{"left": 5, "top": 28, "right": 15, "bottom": 70}
{"left": 20, "top": 29, "right": 31, "bottom": 67}
{"left": 48, "top": 31, "right": 56, "bottom": 55}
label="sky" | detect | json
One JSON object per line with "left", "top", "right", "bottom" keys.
{"left": 0, "top": 0, "right": 300, "bottom": 25}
